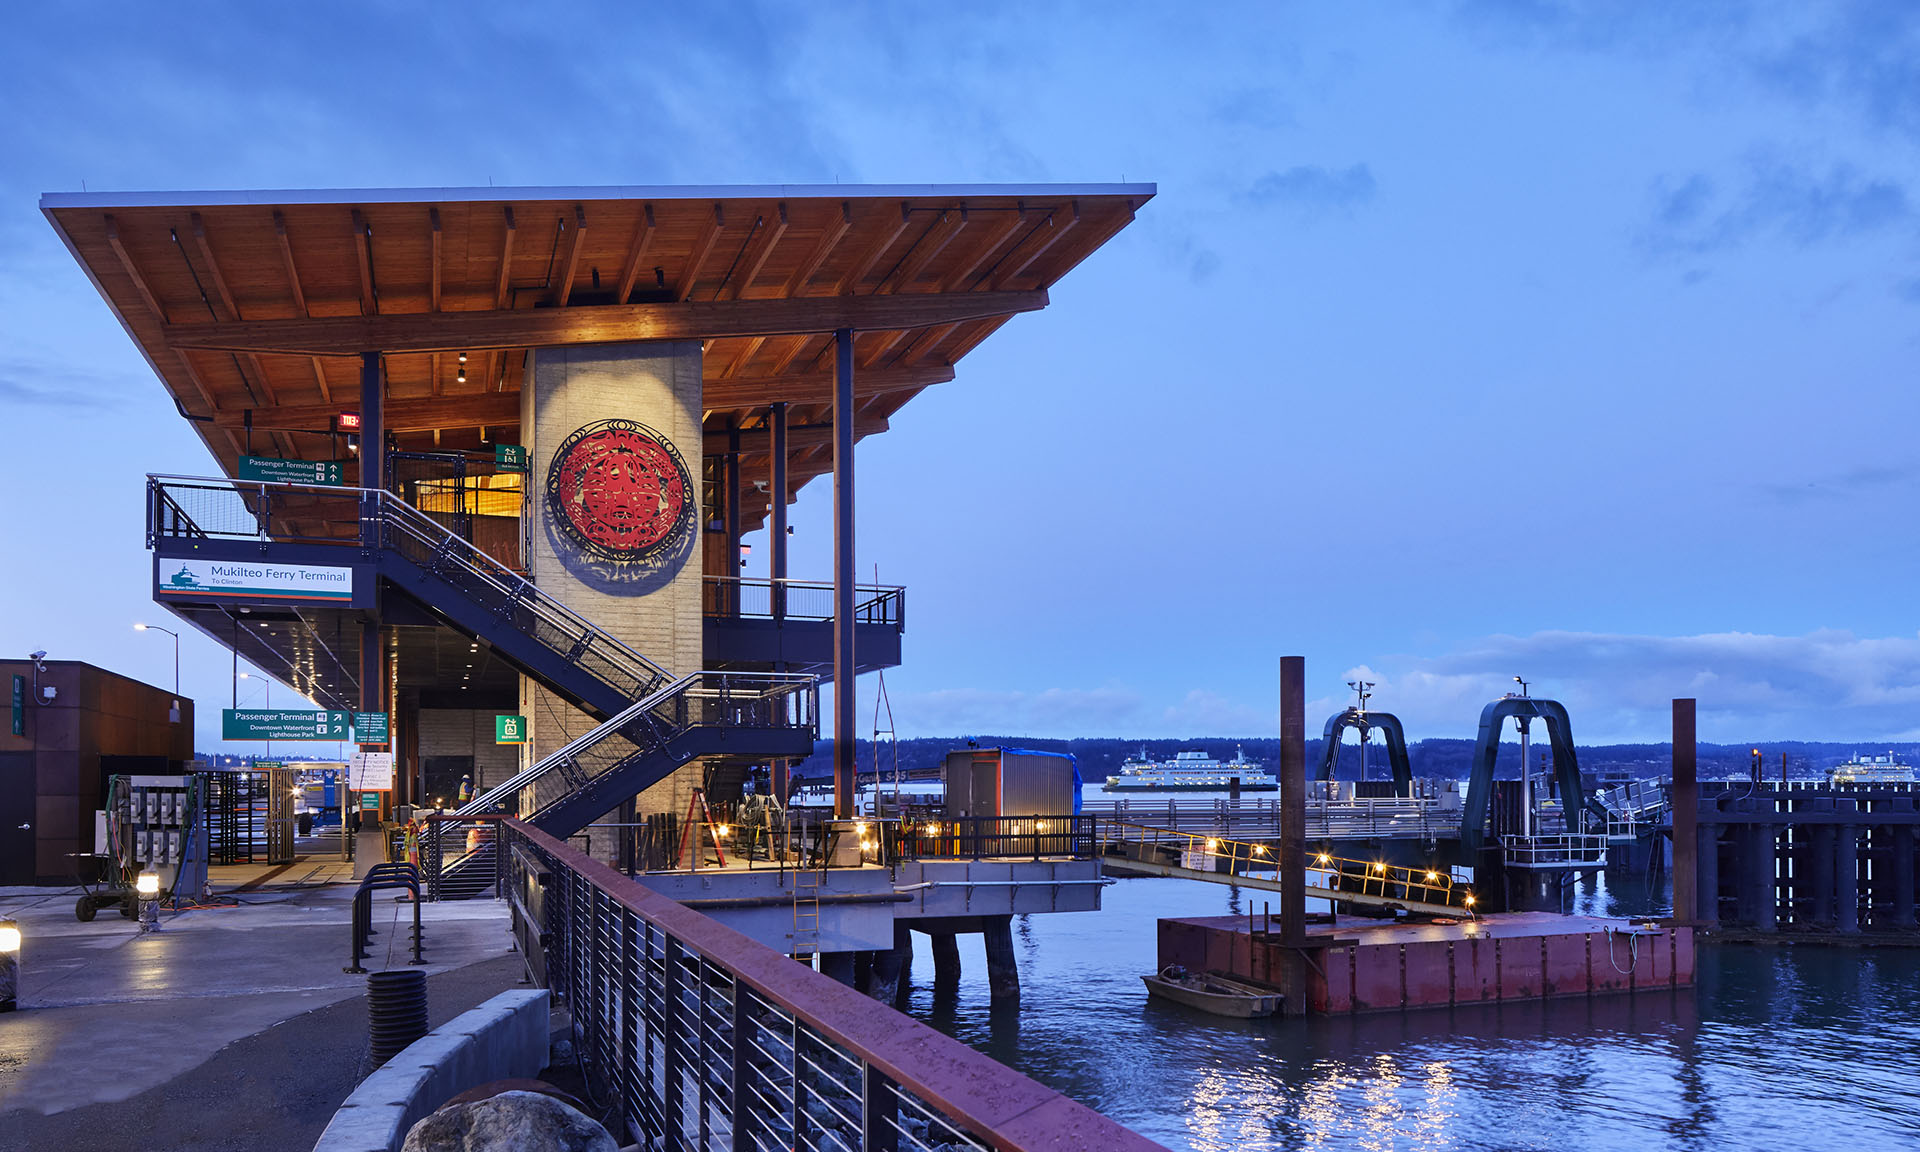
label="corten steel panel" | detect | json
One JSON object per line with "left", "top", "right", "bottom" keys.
{"left": 36, "top": 837, "right": 79, "bottom": 879}
{"left": 1324, "top": 946, "right": 1356, "bottom": 1013}
{"left": 35, "top": 751, "right": 79, "bottom": 793}
{"left": 1498, "top": 937, "right": 1544, "bottom": 999}
{"left": 1456, "top": 937, "right": 1498, "bottom": 1003}
{"left": 1543, "top": 934, "right": 1591, "bottom": 998}
{"left": 1673, "top": 926, "right": 1696, "bottom": 984}
{"left": 1351, "top": 943, "right": 1404, "bottom": 1012}
{"left": 1587, "top": 932, "right": 1632, "bottom": 994}
{"left": 1640, "top": 929, "right": 1671, "bottom": 988}
{"left": 31, "top": 706, "right": 81, "bottom": 752}
{"left": 1156, "top": 921, "right": 1206, "bottom": 973}
{"left": 1401, "top": 940, "right": 1455, "bottom": 1007}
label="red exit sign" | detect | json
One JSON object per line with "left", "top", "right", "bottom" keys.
{"left": 336, "top": 413, "right": 361, "bottom": 431}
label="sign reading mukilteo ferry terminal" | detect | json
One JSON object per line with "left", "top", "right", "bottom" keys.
{"left": 546, "top": 418, "right": 696, "bottom": 570}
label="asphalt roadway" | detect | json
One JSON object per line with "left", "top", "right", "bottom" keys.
{"left": 0, "top": 882, "right": 527, "bottom": 1151}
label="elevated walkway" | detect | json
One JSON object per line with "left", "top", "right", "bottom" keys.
{"left": 146, "top": 475, "right": 818, "bottom": 871}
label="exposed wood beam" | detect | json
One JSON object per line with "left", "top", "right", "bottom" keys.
{"left": 549, "top": 204, "right": 588, "bottom": 307}
{"left": 614, "top": 203, "right": 656, "bottom": 303}
{"left": 894, "top": 322, "right": 958, "bottom": 367}
{"left": 103, "top": 214, "right": 165, "bottom": 320}
{"left": 836, "top": 201, "right": 912, "bottom": 295}
{"left": 723, "top": 335, "right": 767, "bottom": 379}
{"left": 273, "top": 212, "right": 332, "bottom": 402}
{"left": 188, "top": 213, "right": 240, "bottom": 320}
{"left": 701, "top": 364, "right": 953, "bottom": 410}
{"left": 213, "top": 391, "right": 522, "bottom": 433}
{"left": 165, "top": 290, "right": 1048, "bottom": 356}
{"left": 785, "top": 202, "right": 851, "bottom": 295}
{"left": 992, "top": 201, "right": 1080, "bottom": 290}
{"left": 768, "top": 333, "right": 817, "bottom": 375}
{"left": 706, "top": 416, "right": 886, "bottom": 455}
{"left": 350, "top": 209, "right": 376, "bottom": 315}
{"left": 1039, "top": 201, "right": 1134, "bottom": 288}
{"left": 879, "top": 206, "right": 964, "bottom": 294}
{"left": 944, "top": 207, "right": 1026, "bottom": 290}
{"left": 494, "top": 206, "right": 517, "bottom": 309}
{"left": 429, "top": 208, "right": 442, "bottom": 311}
{"left": 721, "top": 202, "right": 787, "bottom": 301}
{"left": 675, "top": 203, "right": 725, "bottom": 301}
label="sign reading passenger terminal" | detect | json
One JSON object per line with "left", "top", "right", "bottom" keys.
{"left": 224, "top": 709, "right": 351, "bottom": 740}
{"left": 158, "top": 559, "right": 352, "bottom": 603}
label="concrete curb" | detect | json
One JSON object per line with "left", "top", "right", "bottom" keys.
{"left": 312, "top": 988, "right": 550, "bottom": 1152}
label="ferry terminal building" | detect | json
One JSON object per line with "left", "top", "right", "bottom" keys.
{"left": 46, "top": 183, "right": 1150, "bottom": 867}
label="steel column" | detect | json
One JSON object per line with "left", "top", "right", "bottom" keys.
{"left": 359, "top": 351, "right": 384, "bottom": 490}
{"left": 769, "top": 401, "right": 789, "bottom": 802}
{"left": 1671, "top": 699, "right": 1698, "bottom": 923}
{"left": 1894, "top": 825, "right": 1917, "bottom": 931}
{"left": 725, "top": 421, "right": 742, "bottom": 607}
{"left": 832, "top": 328, "right": 855, "bottom": 818}
{"left": 1697, "top": 820, "right": 1719, "bottom": 927}
{"left": 1837, "top": 821, "right": 1860, "bottom": 933}
{"left": 1279, "top": 656, "right": 1306, "bottom": 945}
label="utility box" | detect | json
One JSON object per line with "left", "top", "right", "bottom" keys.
{"left": 942, "top": 748, "right": 1081, "bottom": 818}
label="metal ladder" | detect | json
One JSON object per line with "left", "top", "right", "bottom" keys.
{"left": 790, "top": 814, "right": 822, "bottom": 960}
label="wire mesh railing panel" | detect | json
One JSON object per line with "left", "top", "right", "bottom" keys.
{"left": 508, "top": 823, "right": 1159, "bottom": 1152}
{"left": 702, "top": 578, "right": 906, "bottom": 627}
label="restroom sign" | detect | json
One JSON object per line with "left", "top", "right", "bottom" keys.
{"left": 495, "top": 714, "right": 528, "bottom": 744}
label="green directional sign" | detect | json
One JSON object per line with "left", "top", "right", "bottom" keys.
{"left": 238, "top": 456, "right": 346, "bottom": 485}
{"left": 360, "top": 792, "right": 382, "bottom": 810}
{"left": 11, "top": 675, "right": 22, "bottom": 737}
{"left": 494, "top": 444, "right": 527, "bottom": 473}
{"left": 353, "top": 712, "right": 390, "bottom": 743}
{"left": 495, "top": 714, "right": 529, "bottom": 744}
{"left": 222, "top": 709, "right": 351, "bottom": 741}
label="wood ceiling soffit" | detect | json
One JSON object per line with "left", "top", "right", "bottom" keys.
{"left": 1039, "top": 201, "right": 1135, "bottom": 289}
{"left": 274, "top": 212, "right": 333, "bottom": 402}
{"left": 785, "top": 202, "right": 851, "bottom": 296}
{"left": 188, "top": 213, "right": 278, "bottom": 405}
{"left": 699, "top": 364, "right": 954, "bottom": 408}
{"left": 675, "top": 203, "right": 725, "bottom": 302}
{"left": 893, "top": 322, "right": 956, "bottom": 367}
{"left": 215, "top": 391, "right": 521, "bottom": 433}
{"left": 549, "top": 204, "right": 588, "bottom": 307}
{"left": 835, "top": 201, "right": 912, "bottom": 295}
{"left": 429, "top": 208, "right": 442, "bottom": 311}
{"left": 615, "top": 203, "right": 656, "bottom": 303}
{"left": 991, "top": 201, "right": 1080, "bottom": 290}
{"left": 722, "top": 336, "right": 767, "bottom": 379}
{"left": 494, "top": 206, "right": 517, "bottom": 309}
{"left": 721, "top": 202, "right": 788, "bottom": 302}
{"left": 164, "top": 290, "right": 1048, "bottom": 356}
{"left": 768, "top": 333, "right": 815, "bottom": 375}
{"left": 943, "top": 207, "right": 1026, "bottom": 291}
{"left": 103, "top": 214, "right": 167, "bottom": 321}
{"left": 707, "top": 417, "right": 886, "bottom": 454}
{"left": 350, "top": 209, "right": 377, "bottom": 315}
{"left": 879, "top": 205, "right": 965, "bottom": 295}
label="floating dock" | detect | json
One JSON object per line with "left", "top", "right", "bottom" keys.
{"left": 1158, "top": 912, "right": 1694, "bottom": 1014}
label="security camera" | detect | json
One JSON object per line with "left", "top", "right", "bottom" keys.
{"left": 29, "top": 650, "right": 45, "bottom": 662}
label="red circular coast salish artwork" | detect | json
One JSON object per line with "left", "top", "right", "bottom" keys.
{"left": 549, "top": 422, "right": 690, "bottom": 560}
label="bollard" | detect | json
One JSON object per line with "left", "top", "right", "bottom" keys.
{"left": 0, "top": 918, "right": 19, "bottom": 1012}
{"left": 366, "top": 969, "right": 429, "bottom": 1067}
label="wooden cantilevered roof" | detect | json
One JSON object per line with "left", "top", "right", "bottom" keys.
{"left": 43, "top": 183, "right": 1152, "bottom": 527}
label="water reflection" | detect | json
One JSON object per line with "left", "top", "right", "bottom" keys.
{"left": 902, "top": 870, "right": 1920, "bottom": 1151}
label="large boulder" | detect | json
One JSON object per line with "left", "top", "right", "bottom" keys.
{"left": 401, "top": 1090, "right": 617, "bottom": 1152}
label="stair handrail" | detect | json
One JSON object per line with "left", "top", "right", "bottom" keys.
{"left": 146, "top": 473, "right": 673, "bottom": 696}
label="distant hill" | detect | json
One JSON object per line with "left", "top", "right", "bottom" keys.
{"left": 788, "top": 736, "right": 1918, "bottom": 783}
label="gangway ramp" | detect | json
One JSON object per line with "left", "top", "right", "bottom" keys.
{"left": 1098, "top": 822, "right": 1477, "bottom": 919}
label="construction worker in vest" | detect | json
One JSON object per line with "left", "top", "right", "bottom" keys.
{"left": 457, "top": 774, "right": 473, "bottom": 805}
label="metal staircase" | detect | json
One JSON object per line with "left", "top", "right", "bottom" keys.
{"left": 145, "top": 475, "right": 820, "bottom": 896}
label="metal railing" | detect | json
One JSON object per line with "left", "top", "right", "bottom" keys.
{"left": 506, "top": 820, "right": 1166, "bottom": 1152}
{"left": 419, "top": 814, "right": 513, "bottom": 901}
{"left": 703, "top": 576, "right": 905, "bottom": 628}
{"left": 146, "top": 474, "right": 673, "bottom": 707}
{"left": 1099, "top": 821, "right": 1477, "bottom": 912}
{"left": 1080, "top": 795, "right": 1462, "bottom": 841}
{"left": 896, "top": 815, "right": 1094, "bottom": 861}
{"left": 1501, "top": 833, "right": 1610, "bottom": 869}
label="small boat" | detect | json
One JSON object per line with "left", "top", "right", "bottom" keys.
{"left": 1140, "top": 965, "right": 1282, "bottom": 1018}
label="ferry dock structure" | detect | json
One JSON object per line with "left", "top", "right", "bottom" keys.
{"left": 41, "top": 181, "right": 1166, "bottom": 1151}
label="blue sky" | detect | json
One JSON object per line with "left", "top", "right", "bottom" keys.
{"left": 3, "top": 2, "right": 1919, "bottom": 749}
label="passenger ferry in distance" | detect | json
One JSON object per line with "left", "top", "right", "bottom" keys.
{"left": 1828, "top": 752, "right": 1917, "bottom": 784}
{"left": 1103, "top": 747, "right": 1277, "bottom": 792}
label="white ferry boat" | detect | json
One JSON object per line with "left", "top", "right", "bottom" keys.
{"left": 1828, "top": 752, "right": 1916, "bottom": 785}
{"left": 1102, "top": 747, "right": 1276, "bottom": 792}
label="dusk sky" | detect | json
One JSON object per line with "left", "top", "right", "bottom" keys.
{"left": 4, "top": 3, "right": 1919, "bottom": 751}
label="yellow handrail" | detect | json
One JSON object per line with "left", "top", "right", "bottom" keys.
{"left": 1104, "top": 820, "right": 1476, "bottom": 911}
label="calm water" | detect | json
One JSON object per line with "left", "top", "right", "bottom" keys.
{"left": 900, "top": 870, "right": 1920, "bottom": 1151}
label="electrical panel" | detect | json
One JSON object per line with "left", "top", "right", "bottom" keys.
{"left": 104, "top": 774, "right": 208, "bottom": 906}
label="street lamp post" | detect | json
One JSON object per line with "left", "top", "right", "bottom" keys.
{"left": 133, "top": 623, "right": 179, "bottom": 694}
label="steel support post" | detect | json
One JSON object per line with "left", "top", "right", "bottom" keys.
{"left": 1811, "top": 821, "right": 1836, "bottom": 927}
{"left": 1671, "top": 699, "right": 1698, "bottom": 923}
{"left": 1697, "top": 821, "right": 1719, "bottom": 928}
{"left": 1748, "top": 818, "right": 1777, "bottom": 932}
{"left": 662, "top": 937, "right": 686, "bottom": 1152}
{"left": 725, "top": 421, "right": 742, "bottom": 615}
{"left": 1837, "top": 822, "right": 1860, "bottom": 934}
{"left": 862, "top": 1064, "right": 900, "bottom": 1152}
{"left": 770, "top": 401, "right": 789, "bottom": 801}
{"left": 982, "top": 915, "right": 1020, "bottom": 1003}
{"left": 1894, "top": 825, "right": 1917, "bottom": 931}
{"left": 831, "top": 328, "right": 856, "bottom": 818}
{"left": 730, "top": 984, "right": 754, "bottom": 1152}
{"left": 359, "top": 351, "right": 384, "bottom": 490}
{"left": 1279, "top": 656, "right": 1306, "bottom": 945}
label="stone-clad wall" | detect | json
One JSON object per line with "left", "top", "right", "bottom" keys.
{"left": 517, "top": 342, "right": 707, "bottom": 841}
